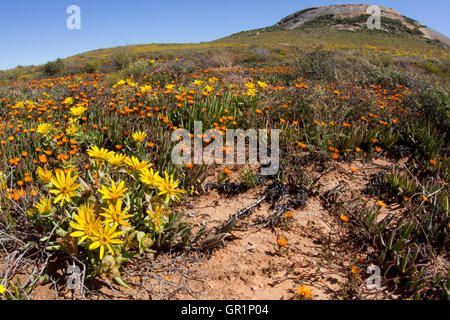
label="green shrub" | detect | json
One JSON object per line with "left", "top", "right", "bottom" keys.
{"left": 422, "top": 61, "right": 440, "bottom": 74}
{"left": 403, "top": 85, "right": 450, "bottom": 134}
{"left": 111, "top": 47, "right": 138, "bottom": 70}
{"left": 290, "top": 48, "right": 336, "bottom": 81}
{"left": 85, "top": 60, "right": 101, "bottom": 73}
{"left": 44, "top": 58, "right": 66, "bottom": 76}
{"left": 122, "top": 59, "right": 155, "bottom": 78}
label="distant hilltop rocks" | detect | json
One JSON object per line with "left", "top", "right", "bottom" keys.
{"left": 278, "top": 4, "right": 402, "bottom": 29}
{"left": 277, "top": 4, "right": 450, "bottom": 46}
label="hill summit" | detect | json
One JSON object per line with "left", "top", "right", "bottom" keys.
{"left": 277, "top": 4, "right": 450, "bottom": 45}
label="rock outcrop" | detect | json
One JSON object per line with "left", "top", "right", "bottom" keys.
{"left": 277, "top": 4, "right": 450, "bottom": 46}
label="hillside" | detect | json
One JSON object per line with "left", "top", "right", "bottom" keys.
{"left": 1, "top": 4, "right": 449, "bottom": 82}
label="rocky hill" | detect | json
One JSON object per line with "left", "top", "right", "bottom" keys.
{"left": 277, "top": 4, "right": 450, "bottom": 46}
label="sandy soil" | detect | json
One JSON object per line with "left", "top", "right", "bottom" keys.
{"left": 2, "top": 158, "right": 403, "bottom": 300}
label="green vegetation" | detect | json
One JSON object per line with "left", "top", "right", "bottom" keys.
{"left": 0, "top": 15, "right": 448, "bottom": 301}
{"left": 44, "top": 58, "right": 66, "bottom": 76}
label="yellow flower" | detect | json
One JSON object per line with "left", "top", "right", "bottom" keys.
{"left": 34, "top": 195, "right": 52, "bottom": 215}
{"left": 66, "top": 123, "right": 79, "bottom": 135}
{"left": 246, "top": 82, "right": 256, "bottom": 89}
{"left": 124, "top": 156, "right": 152, "bottom": 172}
{"left": 155, "top": 171, "right": 186, "bottom": 203}
{"left": 15, "top": 101, "right": 25, "bottom": 109}
{"left": 49, "top": 169, "right": 80, "bottom": 207}
{"left": 257, "top": 81, "right": 268, "bottom": 88}
{"left": 246, "top": 88, "right": 257, "bottom": 97}
{"left": 37, "top": 166, "right": 52, "bottom": 184}
{"left": 194, "top": 80, "right": 204, "bottom": 86}
{"left": 101, "top": 199, "right": 133, "bottom": 228}
{"left": 126, "top": 79, "right": 137, "bottom": 87}
{"left": 108, "top": 153, "right": 127, "bottom": 166}
{"left": 140, "top": 85, "right": 152, "bottom": 94}
{"left": 63, "top": 97, "right": 73, "bottom": 105}
{"left": 98, "top": 180, "right": 128, "bottom": 202}
{"left": 88, "top": 223, "right": 123, "bottom": 260}
{"left": 132, "top": 131, "right": 147, "bottom": 142}
{"left": 297, "top": 285, "right": 312, "bottom": 299}
{"left": 113, "top": 80, "right": 126, "bottom": 88}
{"left": 36, "top": 123, "right": 53, "bottom": 135}
{"left": 87, "top": 146, "right": 115, "bottom": 160}
{"left": 139, "top": 167, "right": 161, "bottom": 187}
{"left": 0, "top": 284, "right": 6, "bottom": 295}
{"left": 147, "top": 206, "right": 167, "bottom": 232}
{"left": 70, "top": 106, "right": 87, "bottom": 117}
{"left": 70, "top": 203, "right": 100, "bottom": 244}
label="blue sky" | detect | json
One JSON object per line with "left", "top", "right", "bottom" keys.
{"left": 0, "top": 0, "right": 449, "bottom": 70}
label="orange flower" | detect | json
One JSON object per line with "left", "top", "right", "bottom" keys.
{"left": 297, "top": 142, "right": 307, "bottom": 149}
{"left": 340, "top": 214, "right": 350, "bottom": 222}
{"left": 39, "top": 154, "right": 48, "bottom": 163}
{"left": 255, "top": 109, "right": 263, "bottom": 114}
{"left": 284, "top": 211, "right": 294, "bottom": 218}
{"left": 224, "top": 168, "right": 231, "bottom": 175}
{"left": 376, "top": 146, "right": 383, "bottom": 152}
{"left": 277, "top": 237, "right": 288, "bottom": 247}
{"left": 351, "top": 167, "right": 358, "bottom": 173}
{"left": 9, "top": 158, "right": 20, "bottom": 166}
{"left": 429, "top": 159, "right": 437, "bottom": 166}
{"left": 185, "top": 163, "right": 194, "bottom": 169}
{"left": 57, "top": 154, "right": 69, "bottom": 161}
{"left": 351, "top": 266, "right": 362, "bottom": 274}
{"left": 377, "top": 200, "right": 387, "bottom": 208}
{"left": 332, "top": 153, "right": 339, "bottom": 160}
{"left": 21, "top": 151, "right": 29, "bottom": 157}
